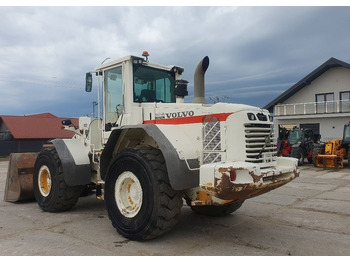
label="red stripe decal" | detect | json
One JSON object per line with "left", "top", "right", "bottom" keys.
{"left": 143, "top": 113, "right": 232, "bottom": 125}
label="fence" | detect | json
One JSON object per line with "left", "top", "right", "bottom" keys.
{"left": 275, "top": 100, "right": 350, "bottom": 116}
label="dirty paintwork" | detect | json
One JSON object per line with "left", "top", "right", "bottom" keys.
{"left": 214, "top": 171, "right": 296, "bottom": 201}
{"left": 192, "top": 159, "right": 299, "bottom": 206}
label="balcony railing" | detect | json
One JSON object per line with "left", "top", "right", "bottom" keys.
{"left": 274, "top": 100, "right": 350, "bottom": 116}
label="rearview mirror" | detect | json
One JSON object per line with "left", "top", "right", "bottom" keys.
{"left": 62, "top": 119, "right": 72, "bottom": 126}
{"left": 85, "top": 72, "right": 92, "bottom": 92}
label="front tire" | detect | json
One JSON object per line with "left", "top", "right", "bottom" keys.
{"left": 105, "top": 147, "right": 183, "bottom": 240}
{"left": 33, "top": 147, "right": 83, "bottom": 212}
{"left": 291, "top": 146, "right": 304, "bottom": 166}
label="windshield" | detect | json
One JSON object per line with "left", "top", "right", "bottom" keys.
{"left": 133, "top": 65, "right": 175, "bottom": 103}
{"left": 288, "top": 130, "right": 303, "bottom": 145}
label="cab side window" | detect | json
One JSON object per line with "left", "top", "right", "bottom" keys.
{"left": 104, "top": 67, "right": 123, "bottom": 125}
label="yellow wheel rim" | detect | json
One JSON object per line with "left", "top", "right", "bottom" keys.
{"left": 38, "top": 165, "right": 52, "bottom": 197}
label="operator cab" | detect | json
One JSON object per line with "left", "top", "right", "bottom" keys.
{"left": 85, "top": 52, "right": 186, "bottom": 137}
{"left": 288, "top": 128, "right": 314, "bottom": 145}
{"left": 343, "top": 123, "right": 350, "bottom": 143}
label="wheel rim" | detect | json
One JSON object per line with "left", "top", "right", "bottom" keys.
{"left": 38, "top": 165, "right": 52, "bottom": 197}
{"left": 115, "top": 171, "right": 143, "bottom": 218}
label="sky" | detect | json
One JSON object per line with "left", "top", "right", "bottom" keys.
{"left": 1, "top": 4, "right": 350, "bottom": 117}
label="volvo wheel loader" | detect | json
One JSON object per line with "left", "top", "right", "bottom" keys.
{"left": 4, "top": 52, "right": 299, "bottom": 240}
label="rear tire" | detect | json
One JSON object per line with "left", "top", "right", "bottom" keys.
{"left": 105, "top": 147, "right": 183, "bottom": 240}
{"left": 189, "top": 200, "right": 244, "bottom": 216}
{"left": 33, "top": 147, "right": 83, "bottom": 212}
{"left": 291, "top": 146, "right": 304, "bottom": 166}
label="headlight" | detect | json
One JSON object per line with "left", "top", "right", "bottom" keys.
{"left": 247, "top": 113, "right": 256, "bottom": 121}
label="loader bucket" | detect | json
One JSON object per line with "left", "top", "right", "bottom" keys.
{"left": 4, "top": 153, "right": 38, "bottom": 202}
{"left": 315, "top": 154, "right": 344, "bottom": 169}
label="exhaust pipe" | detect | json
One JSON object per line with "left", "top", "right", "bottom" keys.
{"left": 193, "top": 56, "right": 209, "bottom": 104}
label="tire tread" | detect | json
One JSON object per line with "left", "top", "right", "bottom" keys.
{"left": 106, "top": 146, "right": 182, "bottom": 240}
{"left": 34, "top": 147, "right": 83, "bottom": 212}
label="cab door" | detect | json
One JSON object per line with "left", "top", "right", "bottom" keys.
{"left": 104, "top": 66, "right": 123, "bottom": 128}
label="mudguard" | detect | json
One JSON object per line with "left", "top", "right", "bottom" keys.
{"left": 52, "top": 139, "right": 91, "bottom": 186}
{"left": 100, "top": 125, "right": 199, "bottom": 191}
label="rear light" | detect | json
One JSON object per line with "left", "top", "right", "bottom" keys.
{"left": 229, "top": 170, "right": 237, "bottom": 181}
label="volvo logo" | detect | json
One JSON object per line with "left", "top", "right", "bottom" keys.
{"left": 165, "top": 110, "right": 194, "bottom": 118}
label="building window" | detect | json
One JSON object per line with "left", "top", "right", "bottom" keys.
{"left": 340, "top": 91, "right": 350, "bottom": 112}
{"left": 316, "top": 93, "right": 334, "bottom": 113}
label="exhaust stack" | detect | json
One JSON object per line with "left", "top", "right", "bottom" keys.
{"left": 193, "top": 56, "right": 209, "bottom": 104}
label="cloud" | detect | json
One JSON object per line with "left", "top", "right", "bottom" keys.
{"left": 1, "top": 6, "right": 350, "bottom": 117}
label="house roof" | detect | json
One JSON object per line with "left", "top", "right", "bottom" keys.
{"left": 0, "top": 113, "right": 79, "bottom": 140}
{"left": 264, "top": 57, "right": 350, "bottom": 112}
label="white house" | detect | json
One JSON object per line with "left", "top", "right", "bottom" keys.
{"left": 264, "top": 57, "right": 350, "bottom": 142}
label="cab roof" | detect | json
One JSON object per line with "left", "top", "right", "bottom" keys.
{"left": 94, "top": 55, "right": 184, "bottom": 73}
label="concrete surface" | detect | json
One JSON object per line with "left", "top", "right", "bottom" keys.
{"left": 0, "top": 160, "right": 350, "bottom": 256}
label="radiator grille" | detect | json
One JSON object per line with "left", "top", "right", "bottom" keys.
{"left": 245, "top": 123, "right": 277, "bottom": 166}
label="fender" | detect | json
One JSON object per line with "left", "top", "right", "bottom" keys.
{"left": 51, "top": 139, "right": 91, "bottom": 186}
{"left": 100, "top": 125, "right": 199, "bottom": 190}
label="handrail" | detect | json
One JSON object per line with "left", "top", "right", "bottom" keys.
{"left": 274, "top": 100, "right": 350, "bottom": 116}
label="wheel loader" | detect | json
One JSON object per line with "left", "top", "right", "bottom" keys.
{"left": 4, "top": 52, "right": 299, "bottom": 240}
{"left": 313, "top": 123, "right": 350, "bottom": 168}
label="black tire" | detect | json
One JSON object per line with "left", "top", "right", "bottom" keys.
{"left": 291, "top": 146, "right": 304, "bottom": 166}
{"left": 312, "top": 145, "right": 324, "bottom": 167}
{"left": 307, "top": 156, "right": 313, "bottom": 164}
{"left": 189, "top": 200, "right": 244, "bottom": 216}
{"left": 33, "top": 147, "right": 84, "bottom": 212}
{"left": 105, "top": 147, "right": 183, "bottom": 240}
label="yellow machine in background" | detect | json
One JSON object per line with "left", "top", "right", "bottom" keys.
{"left": 314, "top": 139, "right": 346, "bottom": 168}
{"left": 314, "top": 123, "right": 350, "bottom": 169}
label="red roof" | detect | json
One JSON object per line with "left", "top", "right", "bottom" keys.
{"left": 0, "top": 113, "right": 79, "bottom": 140}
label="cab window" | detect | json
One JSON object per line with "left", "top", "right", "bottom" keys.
{"left": 133, "top": 65, "right": 175, "bottom": 103}
{"left": 104, "top": 66, "right": 123, "bottom": 125}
